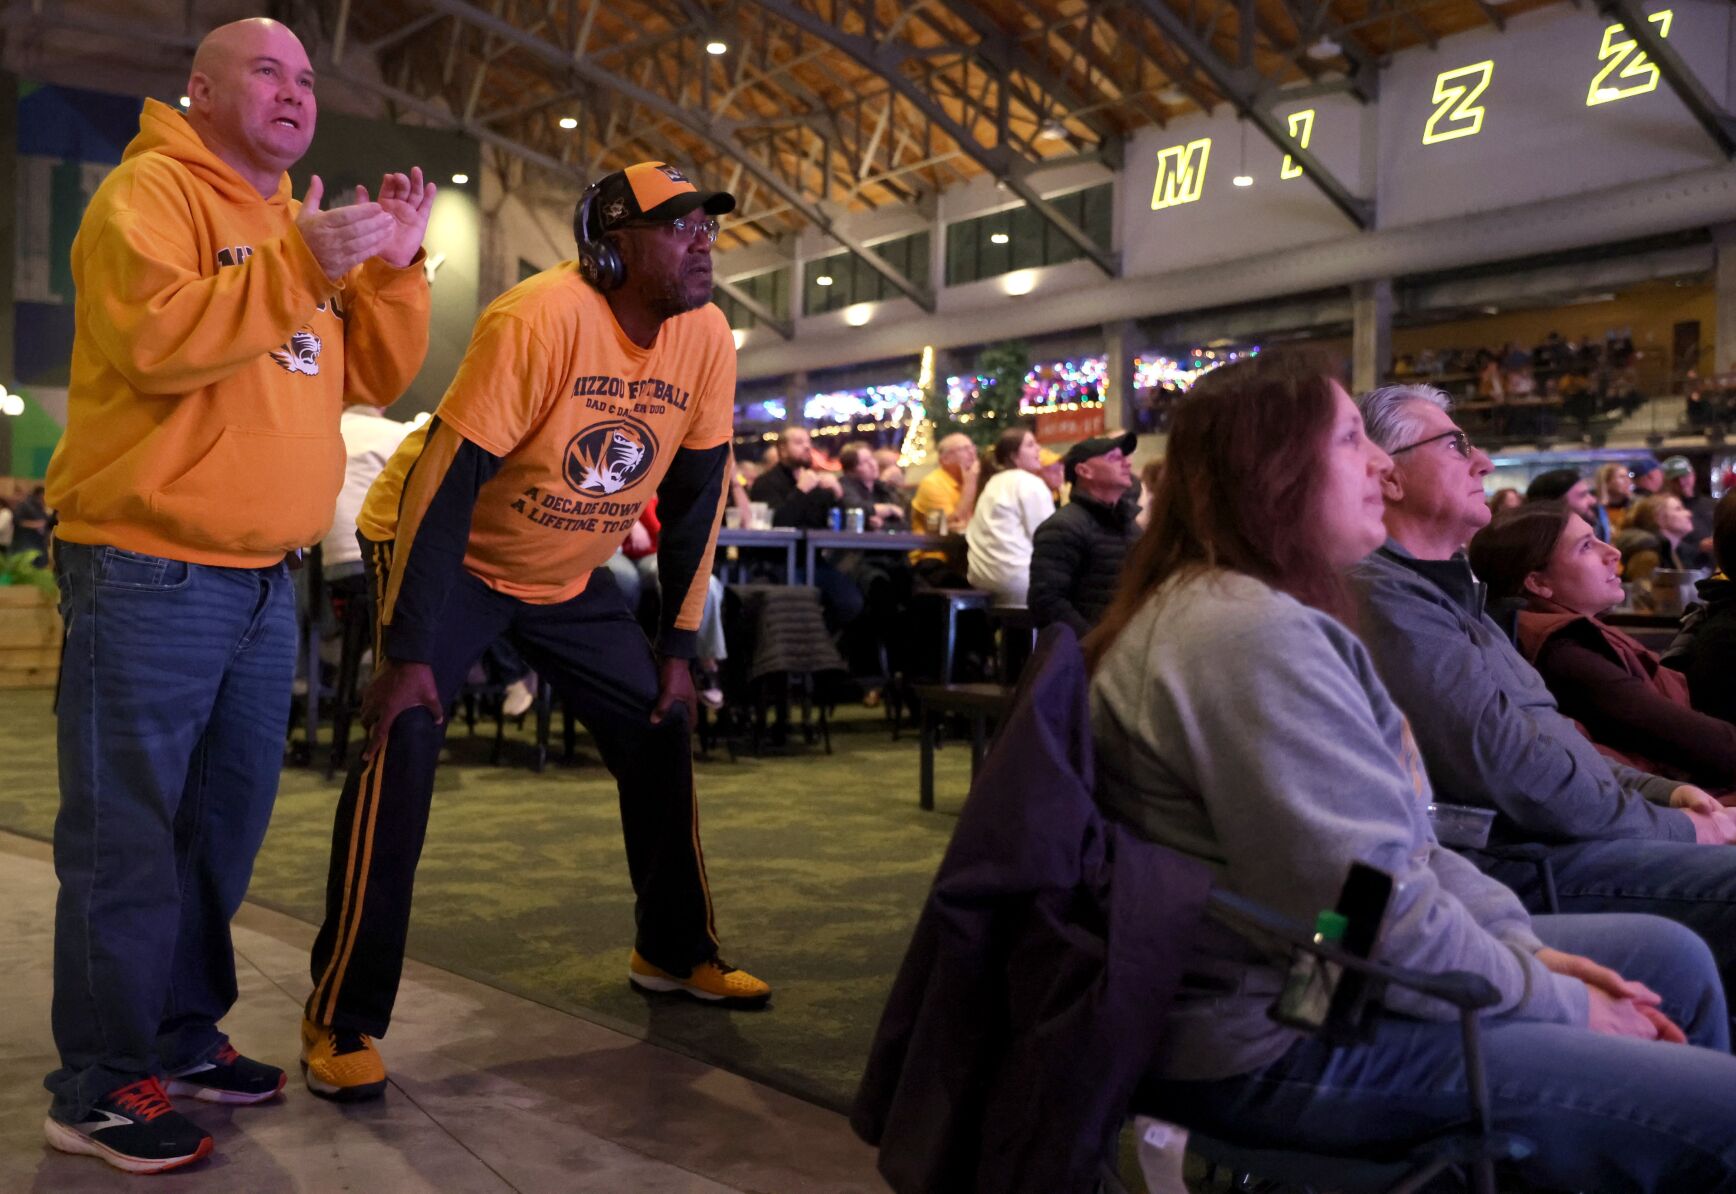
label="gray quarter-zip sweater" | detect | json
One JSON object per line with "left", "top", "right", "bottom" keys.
{"left": 1091, "top": 569, "right": 1585, "bottom": 1082}
{"left": 1349, "top": 541, "right": 1693, "bottom": 844}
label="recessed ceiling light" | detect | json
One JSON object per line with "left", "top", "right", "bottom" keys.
{"left": 844, "top": 303, "right": 872, "bottom": 327}
{"left": 706, "top": 40, "right": 728, "bottom": 55}
{"left": 990, "top": 232, "right": 1009, "bottom": 245}
{"left": 1157, "top": 85, "right": 1186, "bottom": 105}
{"left": 451, "top": 173, "right": 469, "bottom": 185}
{"left": 558, "top": 116, "right": 578, "bottom": 129}
{"left": 1003, "top": 269, "right": 1037, "bottom": 297}
{"left": 178, "top": 95, "right": 190, "bottom": 108}
{"left": 1232, "top": 174, "right": 1253, "bottom": 187}
{"left": 1037, "top": 119, "right": 1068, "bottom": 141}
{"left": 815, "top": 275, "right": 834, "bottom": 287}
{"left": 1306, "top": 36, "right": 1341, "bottom": 60}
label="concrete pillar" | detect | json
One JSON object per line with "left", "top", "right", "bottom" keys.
{"left": 1714, "top": 224, "right": 1736, "bottom": 376}
{"left": 1103, "top": 320, "right": 1139, "bottom": 432}
{"left": 1351, "top": 278, "right": 1394, "bottom": 395}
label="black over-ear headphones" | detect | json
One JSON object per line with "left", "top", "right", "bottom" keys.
{"left": 574, "top": 182, "right": 625, "bottom": 291}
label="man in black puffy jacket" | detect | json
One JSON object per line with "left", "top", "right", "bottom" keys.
{"left": 1028, "top": 433, "right": 1141, "bottom": 635}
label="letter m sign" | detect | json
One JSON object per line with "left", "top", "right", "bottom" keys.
{"left": 1150, "top": 138, "right": 1212, "bottom": 211}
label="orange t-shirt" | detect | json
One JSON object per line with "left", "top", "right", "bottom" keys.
{"left": 360, "top": 263, "right": 735, "bottom": 603}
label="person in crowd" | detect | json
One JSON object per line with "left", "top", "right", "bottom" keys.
{"left": 1091, "top": 353, "right": 1736, "bottom": 1192}
{"left": 838, "top": 442, "right": 904, "bottom": 529}
{"left": 1663, "top": 455, "right": 1716, "bottom": 569}
{"left": 606, "top": 499, "right": 726, "bottom": 710}
{"left": 1137, "top": 457, "right": 1164, "bottom": 528}
{"left": 1595, "top": 461, "right": 1635, "bottom": 531}
{"left": 1616, "top": 494, "right": 1695, "bottom": 582}
{"left": 964, "top": 427, "right": 1055, "bottom": 608}
{"left": 0, "top": 491, "right": 13, "bottom": 551}
{"left": 910, "top": 432, "right": 980, "bottom": 537}
{"left": 751, "top": 424, "right": 842, "bottom": 527}
{"left": 748, "top": 424, "right": 862, "bottom": 625}
{"left": 1487, "top": 487, "right": 1522, "bottom": 517}
{"left": 36, "top": 18, "right": 432, "bottom": 1173}
{"left": 1028, "top": 433, "right": 1139, "bottom": 635}
{"left": 324, "top": 406, "right": 418, "bottom": 578}
{"left": 872, "top": 446, "right": 907, "bottom": 495}
{"left": 1349, "top": 383, "right": 1736, "bottom": 1006}
{"left": 301, "top": 161, "right": 769, "bottom": 1106}
{"left": 1037, "top": 447, "right": 1066, "bottom": 501}
{"left": 1632, "top": 455, "right": 1665, "bottom": 498}
{"left": 907, "top": 431, "right": 981, "bottom": 582}
{"left": 1666, "top": 490, "right": 1736, "bottom": 723}
{"left": 1470, "top": 502, "right": 1736, "bottom": 787}
{"left": 1526, "top": 467, "right": 1609, "bottom": 540}
{"left": 10, "top": 484, "right": 49, "bottom": 564}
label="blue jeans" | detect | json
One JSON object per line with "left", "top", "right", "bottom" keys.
{"left": 1140, "top": 914, "right": 1736, "bottom": 1192}
{"left": 45, "top": 543, "right": 295, "bottom": 1120}
{"left": 1474, "top": 837, "right": 1736, "bottom": 1014}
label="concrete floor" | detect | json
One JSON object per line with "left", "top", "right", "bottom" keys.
{"left": 0, "top": 832, "right": 888, "bottom": 1193}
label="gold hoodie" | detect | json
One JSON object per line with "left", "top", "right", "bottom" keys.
{"left": 45, "top": 99, "right": 431, "bottom": 567}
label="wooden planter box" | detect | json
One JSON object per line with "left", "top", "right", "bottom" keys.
{"left": 0, "top": 585, "right": 62, "bottom": 689}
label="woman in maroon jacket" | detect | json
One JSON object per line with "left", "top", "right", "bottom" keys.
{"left": 1469, "top": 500, "right": 1736, "bottom": 789}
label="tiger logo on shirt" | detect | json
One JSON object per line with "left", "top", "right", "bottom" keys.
{"left": 270, "top": 329, "right": 322, "bottom": 376}
{"left": 563, "top": 416, "right": 659, "bottom": 497}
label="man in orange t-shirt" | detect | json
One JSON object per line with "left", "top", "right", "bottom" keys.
{"left": 300, "top": 163, "right": 769, "bottom": 1102}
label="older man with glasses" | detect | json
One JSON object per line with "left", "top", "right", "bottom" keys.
{"left": 1347, "top": 382, "right": 1736, "bottom": 1023}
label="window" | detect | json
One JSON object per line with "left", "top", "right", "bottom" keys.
{"left": 803, "top": 230, "right": 932, "bottom": 316}
{"left": 715, "top": 267, "right": 790, "bottom": 330}
{"left": 944, "top": 182, "right": 1113, "bottom": 286}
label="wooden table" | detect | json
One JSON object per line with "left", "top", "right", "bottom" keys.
{"left": 715, "top": 526, "right": 801, "bottom": 584}
{"left": 802, "top": 529, "right": 953, "bottom": 581}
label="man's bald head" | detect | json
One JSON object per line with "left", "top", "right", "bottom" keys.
{"left": 936, "top": 433, "right": 975, "bottom": 479}
{"left": 185, "top": 19, "right": 316, "bottom": 196}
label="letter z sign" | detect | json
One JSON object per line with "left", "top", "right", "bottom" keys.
{"left": 1424, "top": 61, "right": 1494, "bottom": 145}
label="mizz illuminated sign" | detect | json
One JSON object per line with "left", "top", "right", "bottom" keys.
{"left": 1424, "top": 61, "right": 1494, "bottom": 145}
{"left": 1280, "top": 110, "right": 1316, "bottom": 179}
{"left": 1587, "top": 10, "right": 1672, "bottom": 105}
{"left": 1150, "top": 138, "right": 1212, "bottom": 210}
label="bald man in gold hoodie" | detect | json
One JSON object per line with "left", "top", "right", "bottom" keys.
{"left": 40, "top": 18, "right": 431, "bottom": 1174}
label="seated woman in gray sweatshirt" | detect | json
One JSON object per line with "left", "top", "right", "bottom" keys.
{"left": 1088, "top": 351, "right": 1736, "bottom": 1192}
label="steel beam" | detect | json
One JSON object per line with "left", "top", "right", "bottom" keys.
{"left": 925, "top": 0, "right": 1123, "bottom": 148}
{"left": 744, "top": 0, "right": 1118, "bottom": 277}
{"left": 1124, "top": 0, "right": 1373, "bottom": 229}
{"left": 1595, "top": 0, "right": 1736, "bottom": 159}
{"left": 420, "top": 0, "right": 937, "bottom": 310}
{"left": 715, "top": 276, "right": 794, "bottom": 339}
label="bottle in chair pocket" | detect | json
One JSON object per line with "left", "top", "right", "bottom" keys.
{"left": 1276, "top": 910, "right": 1347, "bottom": 1031}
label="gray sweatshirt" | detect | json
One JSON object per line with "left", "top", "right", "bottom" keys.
{"left": 1350, "top": 542, "right": 1693, "bottom": 844}
{"left": 1090, "top": 569, "right": 1586, "bottom": 1082}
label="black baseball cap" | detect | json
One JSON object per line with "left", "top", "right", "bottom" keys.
{"left": 1525, "top": 468, "right": 1581, "bottom": 502}
{"left": 589, "top": 161, "right": 735, "bottom": 236}
{"left": 1063, "top": 432, "right": 1138, "bottom": 483}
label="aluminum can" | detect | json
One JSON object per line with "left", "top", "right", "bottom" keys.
{"left": 827, "top": 506, "right": 844, "bottom": 531}
{"left": 846, "top": 508, "right": 867, "bottom": 533}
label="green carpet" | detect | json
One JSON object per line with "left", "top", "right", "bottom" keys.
{"left": 0, "top": 687, "right": 975, "bottom": 1112}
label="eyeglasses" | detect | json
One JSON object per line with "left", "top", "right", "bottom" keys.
{"left": 1389, "top": 429, "right": 1472, "bottom": 459}
{"left": 623, "top": 215, "right": 720, "bottom": 245}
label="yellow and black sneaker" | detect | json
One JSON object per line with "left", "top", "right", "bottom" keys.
{"left": 627, "top": 950, "right": 772, "bottom": 1007}
{"left": 299, "top": 1017, "right": 387, "bottom": 1102}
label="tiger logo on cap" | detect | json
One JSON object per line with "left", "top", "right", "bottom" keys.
{"left": 564, "top": 416, "right": 659, "bottom": 497}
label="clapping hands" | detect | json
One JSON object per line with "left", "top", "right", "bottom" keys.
{"left": 294, "top": 168, "right": 436, "bottom": 282}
